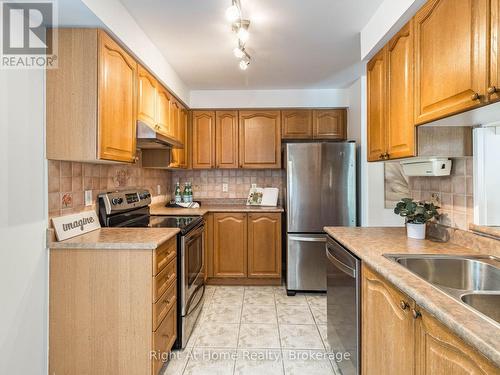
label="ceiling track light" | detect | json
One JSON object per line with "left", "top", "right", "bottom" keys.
{"left": 226, "top": 1, "right": 253, "bottom": 71}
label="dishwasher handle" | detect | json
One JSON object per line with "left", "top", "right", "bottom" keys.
{"left": 326, "top": 245, "right": 357, "bottom": 278}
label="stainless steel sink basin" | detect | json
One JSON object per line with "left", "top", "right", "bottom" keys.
{"left": 384, "top": 254, "right": 500, "bottom": 324}
{"left": 461, "top": 293, "right": 500, "bottom": 323}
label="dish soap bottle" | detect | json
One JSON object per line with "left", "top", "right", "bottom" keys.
{"left": 174, "top": 182, "right": 182, "bottom": 204}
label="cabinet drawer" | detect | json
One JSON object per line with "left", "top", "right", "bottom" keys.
{"left": 153, "top": 237, "right": 176, "bottom": 276}
{"left": 153, "top": 258, "right": 176, "bottom": 303}
{"left": 153, "top": 282, "right": 176, "bottom": 331}
{"left": 152, "top": 305, "right": 176, "bottom": 375}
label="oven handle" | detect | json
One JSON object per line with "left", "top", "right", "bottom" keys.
{"left": 184, "top": 224, "right": 204, "bottom": 245}
{"left": 326, "top": 246, "right": 356, "bottom": 278}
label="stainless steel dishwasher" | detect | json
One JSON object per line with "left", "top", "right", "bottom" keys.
{"left": 326, "top": 236, "right": 360, "bottom": 375}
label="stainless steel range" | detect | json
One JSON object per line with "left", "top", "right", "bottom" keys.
{"left": 98, "top": 189, "right": 205, "bottom": 349}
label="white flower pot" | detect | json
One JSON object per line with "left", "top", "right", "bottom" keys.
{"left": 406, "top": 223, "right": 426, "bottom": 240}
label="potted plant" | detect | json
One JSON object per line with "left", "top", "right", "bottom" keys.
{"left": 394, "top": 198, "right": 439, "bottom": 240}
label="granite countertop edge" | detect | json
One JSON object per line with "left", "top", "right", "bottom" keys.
{"left": 325, "top": 227, "right": 500, "bottom": 368}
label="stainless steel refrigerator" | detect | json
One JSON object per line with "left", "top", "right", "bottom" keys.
{"left": 285, "top": 142, "right": 356, "bottom": 295}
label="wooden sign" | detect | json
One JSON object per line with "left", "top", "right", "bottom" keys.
{"left": 52, "top": 211, "right": 101, "bottom": 241}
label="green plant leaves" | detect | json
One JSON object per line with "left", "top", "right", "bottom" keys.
{"left": 393, "top": 198, "right": 440, "bottom": 224}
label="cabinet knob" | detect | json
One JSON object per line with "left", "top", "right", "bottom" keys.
{"left": 379, "top": 154, "right": 385, "bottom": 160}
{"left": 471, "top": 92, "right": 481, "bottom": 101}
{"left": 384, "top": 153, "right": 390, "bottom": 160}
{"left": 399, "top": 300, "right": 409, "bottom": 310}
{"left": 412, "top": 309, "right": 421, "bottom": 319}
{"left": 488, "top": 86, "right": 498, "bottom": 95}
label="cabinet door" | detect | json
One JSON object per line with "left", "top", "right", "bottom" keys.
{"left": 137, "top": 65, "right": 157, "bottom": 127}
{"left": 490, "top": 0, "right": 500, "bottom": 102}
{"left": 247, "top": 213, "right": 281, "bottom": 278}
{"left": 387, "top": 21, "right": 416, "bottom": 160}
{"left": 362, "top": 265, "right": 415, "bottom": 375}
{"left": 239, "top": 111, "right": 281, "bottom": 169}
{"left": 170, "top": 108, "right": 188, "bottom": 168}
{"left": 170, "top": 99, "right": 180, "bottom": 141}
{"left": 213, "top": 213, "right": 247, "bottom": 278}
{"left": 98, "top": 30, "right": 137, "bottom": 162}
{"left": 205, "top": 213, "right": 213, "bottom": 280}
{"left": 281, "top": 110, "right": 313, "bottom": 139}
{"left": 312, "top": 109, "right": 346, "bottom": 140}
{"left": 192, "top": 111, "right": 216, "bottom": 169}
{"left": 414, "top": 0, "right": 488, "bottom": 124}
{"left": 367, "top": 48, "right": 387, "bottom": 162}
{"left": 216, "top": 111, "right": 239, "bottom": 168}
{"left": 156, "top": 88, "right": 171, "bottom": 136}
{"left": 415, "top": 309, "right": 498, "bottom": 375}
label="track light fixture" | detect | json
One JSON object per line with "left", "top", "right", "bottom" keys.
{"left": 225, "top": 0, "right": 252, "bottom": 70}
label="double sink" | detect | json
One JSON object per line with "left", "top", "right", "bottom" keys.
{"left": 384, "top": 254, "right": 500, "bottom": 324}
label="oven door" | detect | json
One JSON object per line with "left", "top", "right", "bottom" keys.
{"left": 181, "top": 222, "right": 205, "bottom": 316}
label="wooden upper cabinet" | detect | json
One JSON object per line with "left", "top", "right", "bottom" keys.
{"left": 247, "top": 213, "right": 282, "bottom": 278}
{"left": 239, "top": 111, "right": 281, "bottom": 169}
{"left": 415, "top": 308, "right": 498, "bottom": 374}
{"left": 137, "top": 65, "right": 157, "bottom": 128}
{"left": 386, "top": 21, "right": 416, "bottom": 160}
{"left": 281, "top": 110, "right": 313, "bottom": 139}
{"left": 367, "top": 48, "right": 387, "bottom": 161}
{"left": 362, "top": 265, "right": 415, "bottom": 375}
{"left": 170, "top": 100, "right": 180, "bottom": 140}
{"left": 312, "top": 109, "right": 346, "bottom": 140}
{"left": 216, "top": 111, "right": 239, "bottom": 169}
{"left": 192, "top": 111, "right": 216, "bottom": 169}
{"left": 490, "top": 0, "right": 500, "bottom": 102}
{"left": 170, "top": 108, "right": 189, "bottom": 169}
{"left": 213, "top": 213, "right": 247, "bottom": 278}
{"left": 156, "top": 88, "right": 171, "bottom": 137}
{"left": 414, "top": 0, "right": 489, "bottom": 124}
{"left": 98, "top": 30, "right": 137, "bottom": 162}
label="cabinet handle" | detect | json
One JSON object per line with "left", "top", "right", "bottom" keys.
{"left": 379, "top": 154, "right": 385, "bottom": 160}
{"left": 471, "top": 92, "right": 481, "bottom": 101}
{"left": 412, "top": 308, "right": 421, "bottom": 319}
{"left": 384, "top": 153, "right": 390, "bottom": 160}
{"left": 399, "top": 300, "right": 409, "bottom": 310}
{"left": 488, "top": 86, "right": 498, "bottom": 95}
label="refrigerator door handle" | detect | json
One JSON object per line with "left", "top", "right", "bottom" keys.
{"left": 288, "top": 236, "right": 326, "bottom": 243}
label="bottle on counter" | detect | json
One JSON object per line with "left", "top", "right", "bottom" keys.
{"left": 188, "top": 182, "right": 193, "bottom": 203}
{"left": 174, "top": 182, "right": 182, "bottom": 204}
{"left": 183, "top": 182, "right": 189, "bottom": 203}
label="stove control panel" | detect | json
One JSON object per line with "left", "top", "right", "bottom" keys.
{"left": 99, "top": 189, "right": 151, "bottom": 215}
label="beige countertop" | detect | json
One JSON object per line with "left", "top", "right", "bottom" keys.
{"left": 470, "top": 224, "right": 500, "bottom": 240}
{"left": 324, "top": 226, "right": 500, "bottom": 367}
{"left": 48, "top": 227, "right": 179, "bottom": 250}
{"left": 150, "top": 202, "right": 284, "bottom": 216}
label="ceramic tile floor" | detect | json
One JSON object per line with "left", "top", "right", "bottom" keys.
{"left": 160, "top": 285, "right": 344, "bottom": 375}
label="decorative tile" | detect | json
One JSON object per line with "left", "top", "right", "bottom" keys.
{"left": 306, "top": 295, "right": 327, "bottom": 310}
{"left": 161, "top": 348, "right": 191, "bottom": 375}
{"left": 194, "top": 322, "right": 239, "bottom": 348}
{"left": 241, "top": 305, "right": 277, "bottom": 324}
{"left": 243, "top": 290, "right": 275, "bottom": 305}
{"left": 202, "top": 304, "right": 242, "bottom": 324}
{"left": 274, "top": 290, "right": 307, "bottom": 306}
{"left": 235, "top": 349, "right": 284, "bottom": 375}
{"left": 310, "top": 306, "right": 327, "bottom": 325}
{"left": 279, "top": 324, "right": 324, "bottom": 350}
{"left": 238, "top": 324, "right": 280, "bottom": 349}
{"left": 276, "top": 304, "right": 315, "bottom": 325}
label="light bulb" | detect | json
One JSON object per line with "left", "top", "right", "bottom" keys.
{"left": 239, "top": 59, "right": 249, "bottom": 70}
{"left": 237, "top": 27, "right": 249, "bottom": 42}
{"left": 233, "top": 47, "right": 245, "bottom": 58}
{"left": 225, "top": 5, "right": 240, "bottom": 22}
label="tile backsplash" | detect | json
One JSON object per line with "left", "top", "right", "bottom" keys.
{"left": 408, "top": 157, "right": 473, "bottom": 230}
{"left": 171, "top": 169, "right": 285, "bottom": 203}
{"left": 48, "top": 153, "right": 172, "bottom": 218}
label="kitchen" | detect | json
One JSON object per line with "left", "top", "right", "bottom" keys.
{"left": 1, "top": 0, "right": 500, "bottom": 375}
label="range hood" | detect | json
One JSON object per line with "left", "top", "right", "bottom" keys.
{"left": 136, "top": 121, "right": 183, "bottom": 149}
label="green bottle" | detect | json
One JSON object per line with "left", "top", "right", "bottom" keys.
{"left": 174, "top": 182, "right": 182, "bottom": 203}
{"left": 183, "top": 182, "right": 189, "bottom": 203}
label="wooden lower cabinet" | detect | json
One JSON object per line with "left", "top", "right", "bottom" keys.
{"left": 247, "top": 213, "right": 282, "bottom": 278}
{"left": 213, "top": 212, "right": 248, "bottom": 278}
{"left": 49, "top": 237, "right": 178, "bottom": 375}
{"left": 208, "top": 211, "right": 282, "bottom": 284}
{"left": 362, "top": 265, "right": 499, "bottom": 375}
{"left": 362, "top": 265, "right": 415, "bottom": 375}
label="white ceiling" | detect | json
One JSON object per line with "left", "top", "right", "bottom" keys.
{"left": 119, "top": 0, "right": 383, "bottom": 90}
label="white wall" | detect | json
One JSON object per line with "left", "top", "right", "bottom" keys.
{"left": 189, "top": 89, "right": 349, "bottom": 109}
{"left": 80, "top": 0, "right": 190, "bottom": 104}
{"left": 361, "top": 0, "right": 425, "bottom": 60}
{"left": 0, "top": 68, "right": 48, "bottom": 373}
